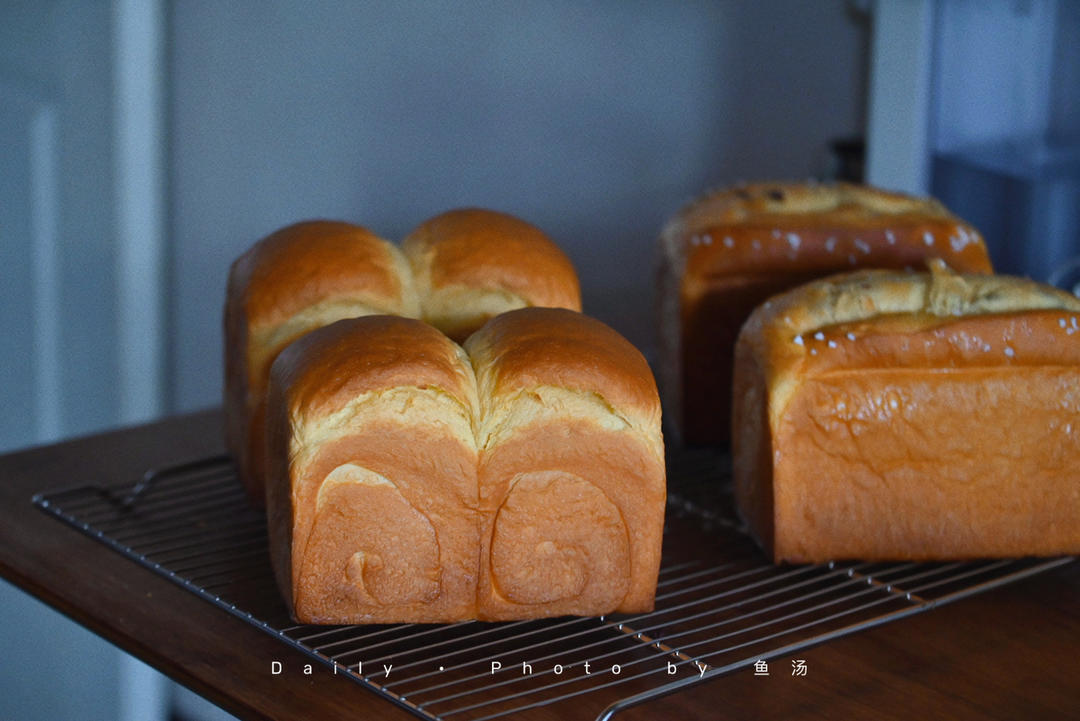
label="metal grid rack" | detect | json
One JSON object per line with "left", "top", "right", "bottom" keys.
{"left": 33, "top": 452, "right": 1072, "bottom": 721}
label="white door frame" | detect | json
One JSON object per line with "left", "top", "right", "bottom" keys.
{"left": 865, "top": 0, "right": 934, "bottom": 195}
{"left": 113, "top": 0, "right": 171, "bottom": 718}
{"left": 113, "top": 0, "right": 166, "bottom": 425}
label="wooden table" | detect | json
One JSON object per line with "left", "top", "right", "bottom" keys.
{"left": 0, "top": 410, "right": 1076, "bottom": 720}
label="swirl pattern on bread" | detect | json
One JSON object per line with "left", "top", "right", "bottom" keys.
{"left": 266, "top": 309, "right": 665, "bottom": 624}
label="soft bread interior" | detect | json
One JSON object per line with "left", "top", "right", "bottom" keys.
{"left": 289, "top": 386, "right": 477, "bottom": 472}
{"left": 421, "top": 285, "right": 530, "bottom": 341}
{"left": 249, "top": 298, "right": 406, "bottom": 400}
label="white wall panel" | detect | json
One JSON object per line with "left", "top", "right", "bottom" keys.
{"left": 0, "top": 80, "right": 56, "bottom": 451}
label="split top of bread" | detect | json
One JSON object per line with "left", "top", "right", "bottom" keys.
{"left": 225, "top": 211, "right": 581, "bottom": 504}
{"left": 741, "top": 259, "right": 1080, "bottom": 411}
{"left": 733, "top": 260, "right": 1080, "bottom": 563}
{"left": 266, "top": 309, "right": 665, "bottom": 624}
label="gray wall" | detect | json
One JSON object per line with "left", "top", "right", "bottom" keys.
{"left": 1, "top": 0, "right": 120, "bottom": 448}
{"left": 168, "top": 0, "right": 869, "bottom": 412}
{"left": 1, "top": 3, "right": 135, "bottom": 720}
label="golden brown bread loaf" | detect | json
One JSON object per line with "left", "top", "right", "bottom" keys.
{"left": 658, "top": 182, "right": 993, "bottom": 446}
{"left": 732, "top": 261, "right": 1080, "bottom": 563}
{"left": 466, "top": 308, "right": 665, "bottom": 619}
{"left": 402, "top": 208, "right": 582, "bottom": 342}
{"left": 265, "top": 309, "right": 665, "bottom": 624}
{"left": 265, "top": 316, "right": 478, "bottom": 623}
{"left": 225, "top": 211, "right": 581, "bottom": 505}
{"left": 224, "top": 221, "right": 420, "bottom": 505}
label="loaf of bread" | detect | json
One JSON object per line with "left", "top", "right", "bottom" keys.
{"left": 402, "top": 208, "right": 582, "bottom": 342}
{"left": 264, "top": 309, "right": 665, "bottom": 624}
{"left": 265, "top": 316, "right": 480, "bottom": 623}
{"left": 226, "top": 211, "right": 581, "bottom": 505}
{"left": 224, "top": 221, "right": 420, "bottom": 504}
{"left": 658, "top": 182, "right": 993, "bottom": 446}
{"left": 466, "top": 308, "right": 666, "bottom": 619}
{"left": 732, "top": 260, "right": 1080, "bottom": 563}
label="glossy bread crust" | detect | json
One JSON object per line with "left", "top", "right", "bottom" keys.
{"left": 265, "top": 316, "right": 479, "bottom": 624}
{"left": 732, "top": 264, "right": 1080, "bottom": 562}
{"left": 403, "top": 208, "right": 582, "bottom": 341}
{"left": 265, "top": 309, "right": 666, "bottom": 624}
{"left": 466, "top": 309, "right": 665, "bottom": 619}
{"left": 658, "top": 182, "right": 993, "bottom": 446}
{"left": 224, "top": 221, "right": 418, "bottom": 505}
{"left": 226, "top": 211, "right": 581, "bottom": 505}
{"left": 466, "top": 307, "right": 660, "bottom": 430}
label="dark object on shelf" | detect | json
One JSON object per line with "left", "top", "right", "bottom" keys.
{"left": 827, "top": 136, "right": 865, "bottom": 183}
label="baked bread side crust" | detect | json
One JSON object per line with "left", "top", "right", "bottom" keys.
{"left": 733, "top": 264, "right": 1080, "bottom": 562}
{"left": 225, "top": 221, "right": 418, "bottom": 503}
{"left": 466, "top": 308, "right": 665, "bottom": 619}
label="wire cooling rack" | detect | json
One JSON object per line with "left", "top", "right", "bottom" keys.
{"left": 33, "top": 452, "right": 1073, "bottom": 721}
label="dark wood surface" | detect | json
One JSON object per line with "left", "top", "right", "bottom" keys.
{"left": 0, "top": 409, "right": 1076, "bottom": 720}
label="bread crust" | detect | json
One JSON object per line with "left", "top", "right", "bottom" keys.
{"left": 225, "top": 221, "right": 419, "bottom": 504}
{"left": 733, "top": 265, "right": 1080, "bottom": 562}
{"left": 265, "top": 309, "right": 666, "bottom": 623}
{"left": 466, "top": 307, "right": 661, "bottom": 435}
{"left": 403, "top": 208, "right": 582, "bottom": 341}
{"left": 265, "top": 316, "right": 480, "bottom": 623}
{"left": 271, "top": 314, "right": 479, "bottom": 426}
{"left": 466, "top": 308, "right": 665, "bottom": 619}
{"left": 658, "top": 182, "right": 993, "bottom": 446}
{"left": 227, "top": 212, "right": 582, "bottom": 505}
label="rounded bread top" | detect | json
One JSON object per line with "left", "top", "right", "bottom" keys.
{"left": 230, "top": 220, "right": 418, "bottom": 332}
{"left": 738, "top": 261, "right": 1080, "bottom": 423}
{"left": 744, "top": 260, "right": 1080, "bottom": 342}
{"left": 465, "top": 307, "right": 658, "bottom": 427}
{"left": 672, "top": 182, "right": 954, "bottom": 229}
{"left": 661, "top": 182, "right": 991, "bottom": 276}
{"left": 271, "top": 315, "right": 477, "bottom": 423}
{"left": 402, "top": 208, "right": 581, "bottom": 310}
